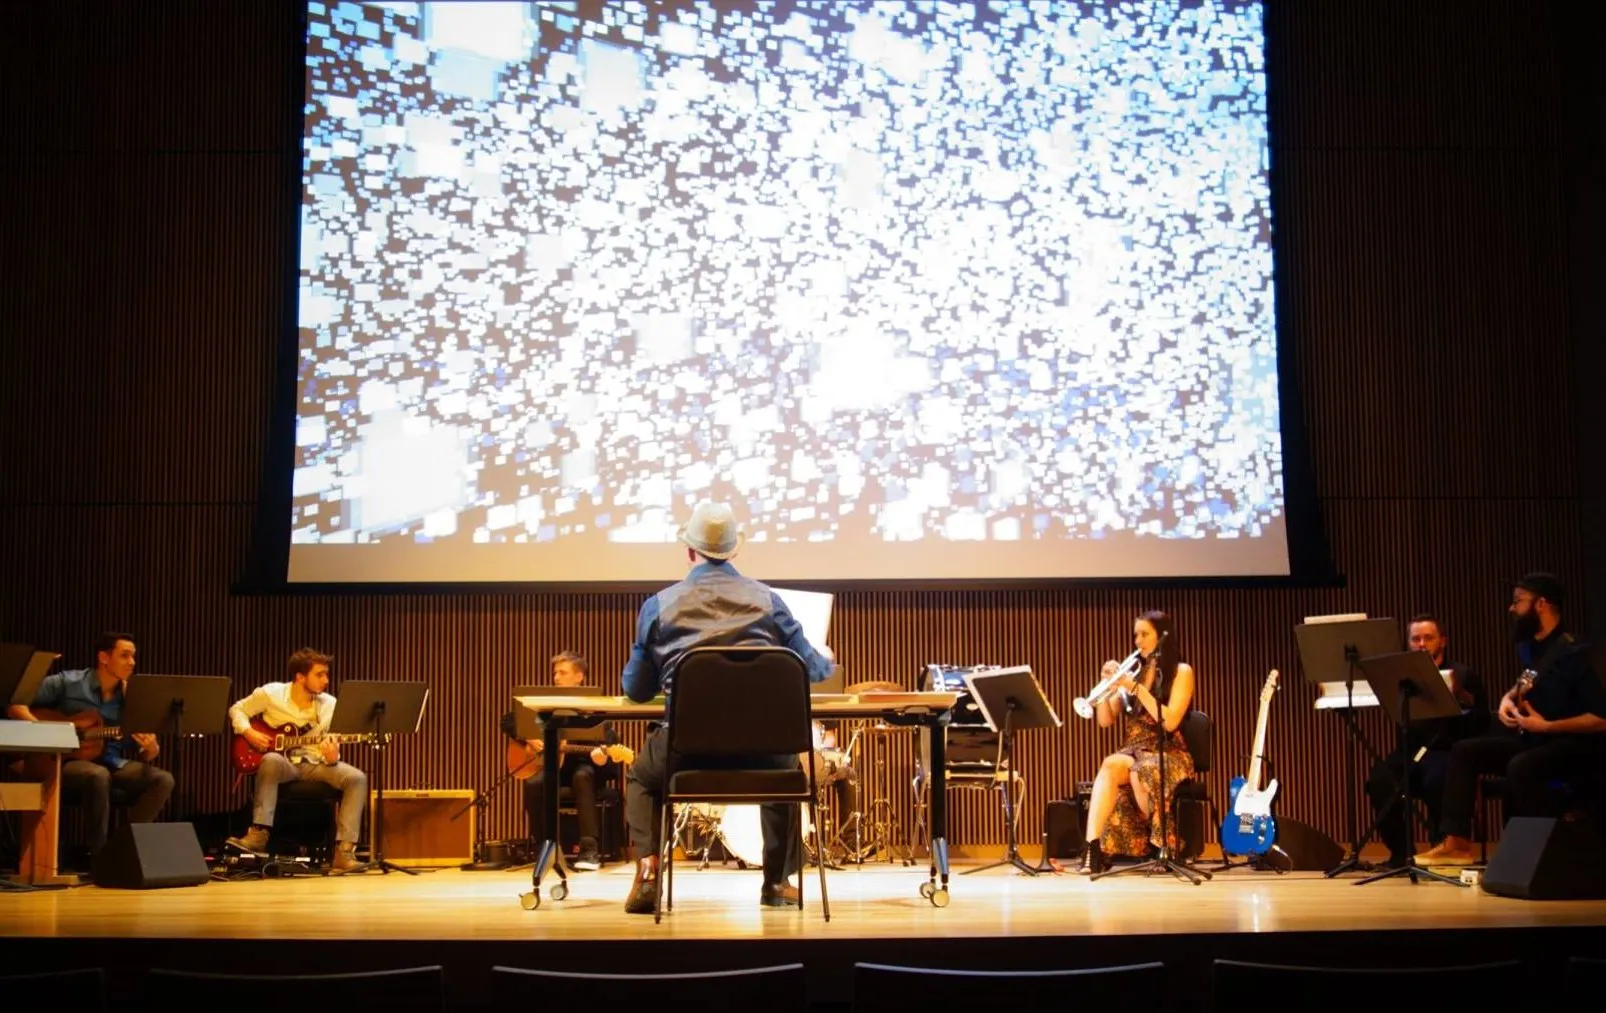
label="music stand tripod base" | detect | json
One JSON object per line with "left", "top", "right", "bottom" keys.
{"left": 327, "top": 680, "right": 430, "bottom": 877}
{"left": 956, "top": 667, "right": 1062, "bottom": 878}
{"left": 1349, "top": 649, "right": 1469, "bottom": 889}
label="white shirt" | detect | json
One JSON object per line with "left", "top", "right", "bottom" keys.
{"left": 229, "top": 681, "right": 336, "bottom": 766}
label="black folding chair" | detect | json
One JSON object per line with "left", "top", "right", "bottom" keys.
{"left": 491, "top": 964, "right": 808, "bottom": 1011}
{"left": 659, "top": 646, "right": 828, "bottom": 922}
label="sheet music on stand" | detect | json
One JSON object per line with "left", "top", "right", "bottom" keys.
{"left": 771, "top": 587, "right": 833, "bottom": 651}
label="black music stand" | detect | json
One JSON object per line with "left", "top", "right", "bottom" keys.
{"left": 1, "top": 644, "right": 59, "bottom": 707}
{"left": 121, "top": 674, "right": 232, "bottom": 821}
{"left": 958, "top": 666, "right": 1062, "bottom": 877}
{"left": 329, "top": 680, "right": 429, "bottom": 876}
{"left": 1293, "top": 617, "right": 1401, "bottom": 876}
{"left": 1354, "top": 650, "right": 1468, "bottom": 887}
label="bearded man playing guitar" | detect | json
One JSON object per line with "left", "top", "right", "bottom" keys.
{"left": 6, "top": 631, "right": 173, "bottom": 872}
{"left": 499, "top": 651, "right": 620, "bottom": 872}
{"left": 1419, "top": 573, "right": 1606, "bottom": 865}
{"left": 226, "top": 648, "right": 367, "bottom": 872}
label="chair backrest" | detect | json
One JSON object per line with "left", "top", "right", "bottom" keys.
{"left": 1212, "top": 959, "right": 1522, "bottom": 1006}
{"left": 854, "top": 962, "right": 1164, "bottom": 1012}
{"left": 1179, "top": 709, "right": 1212, "bottom": 775}
{"left": 0, "top": 969, "right": 106, "bottom": 1013}
{"left": 1568, "top": 957, "right": 1606, "bottom": 1004}
{"left": 667, "top": 647, "right": 813, "bottom": 757}
{"left": 143, "top": 967, "right": 445, "bottom": 1011}
{"left": 492, "top": 964, "right": 807, "bottom": 1011}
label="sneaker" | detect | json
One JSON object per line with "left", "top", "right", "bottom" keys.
{"left": 624, "top": 856, "right": 659, "bottom": 915}
{"left": 759, "top": 880, "right": 800, "bottom": 908}
{"left": 572, "top": 845, "right": 602, "bottom": 872}
{"left": 329, "top": 842, "right": 362, "bottom": 874}
{"left": 226, "top": 826, "right": 270, "bottom": 855}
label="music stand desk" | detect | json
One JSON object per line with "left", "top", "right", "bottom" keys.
{"left": 513, "top": 692, "right": 961, "bottom": 909}
{"left": 0, "top": 719, "right": 82, "bottom": 886}
{"left": 1294, "top": 618, "right": 1401, "bottom": 876}
{"left": 2, "top": 645, "right": 59, "bottom": 708}
{"left": 120, "top": 675, "right": 233, "bottom": 736}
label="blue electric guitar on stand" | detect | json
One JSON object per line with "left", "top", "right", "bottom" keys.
{"left": 1220, "top": 669, "right": 1280, "bottom": 857}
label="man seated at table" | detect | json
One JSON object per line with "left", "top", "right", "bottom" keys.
{"left": 619, "top": 500, "right": 836, "bottom": 914}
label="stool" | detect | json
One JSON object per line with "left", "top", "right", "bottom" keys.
{"left": 268, "top": 780, "right": 341, "bottom": 864}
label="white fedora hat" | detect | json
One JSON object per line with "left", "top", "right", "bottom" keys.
{"left": 678, "top": 500, "right": 745, "bottom": 560}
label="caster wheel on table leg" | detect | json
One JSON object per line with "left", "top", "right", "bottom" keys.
{"left": 919, "top": 881, "right": 935, "bottom": 899}
{"left": 929, "top": 888, "right": 950, "bottom": 908}
{"left": 519, "top": 891, "right": 540, "bottom": 910}
{"left": 550, "top": 882, "right": 568, "bottom": 902}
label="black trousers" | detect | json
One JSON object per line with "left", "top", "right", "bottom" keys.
{"left": 1366, "top": 747, "right": 1451, "bottom": 859}
{"left": 626, "top": 725, "right": 801, "bottom": 884}
{"left": 521, "top": 763, "right": 599, "bottom": 847}
{"left": 1440, "top": 727, "right": 1606, "bottom": 839}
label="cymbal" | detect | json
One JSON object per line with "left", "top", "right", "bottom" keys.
{"left": 845, "top": 680, "right": 905, "bottom": 695}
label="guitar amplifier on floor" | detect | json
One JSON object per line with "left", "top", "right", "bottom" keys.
{"left": 1044, "top": 784, "right": 1093, "bottom": 859}
{"left": 371, "top": 789, "right": 475, "bottom": 868}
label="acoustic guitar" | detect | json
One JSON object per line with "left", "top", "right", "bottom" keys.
{"left": 230, "top": 716, "right": 384, "bottom": 775}
{"left": 32, "top": 708, "right": 129, "bottom": 763}
{"left": 506, "top": 739, "right": 635, "bottom": 780}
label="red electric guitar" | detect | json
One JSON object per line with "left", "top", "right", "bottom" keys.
{"left": 230, "top": 716, "right": 382, "bottom": 775}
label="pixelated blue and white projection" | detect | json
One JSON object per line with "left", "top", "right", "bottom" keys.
{"left": 290, "top": 0, "right": 1286, "bottom": 582}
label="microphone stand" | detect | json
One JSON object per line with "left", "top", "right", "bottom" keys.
{"left": 456, "top": 746, "right": 543, "bottom": 871}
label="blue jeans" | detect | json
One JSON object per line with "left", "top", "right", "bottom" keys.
{"left": 253, "top": 753, "right": 367, "bottom": 844}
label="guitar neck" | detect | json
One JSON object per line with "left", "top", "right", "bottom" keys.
{"left": 1247, "top": 695, "right": 1272, "bottom": 788}
{"left": 83, "top": 727, "right": 123, "bottom": 740}
{"left": 280, "top": 731, "right": 369, "bottom": 749}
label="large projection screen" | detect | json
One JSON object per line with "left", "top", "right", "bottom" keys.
{"left": 289, "top": 0, "right": 1286, "bottom": 583}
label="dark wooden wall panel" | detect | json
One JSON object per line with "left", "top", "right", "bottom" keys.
{"left": 0, "top": 1, "right": 1591, "bottom": 852}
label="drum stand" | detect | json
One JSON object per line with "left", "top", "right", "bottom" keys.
{"left": 851, "top": 724, "right": 915, "bottom": 865}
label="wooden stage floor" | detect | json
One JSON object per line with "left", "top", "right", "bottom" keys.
{"left": 8, "top": 860, "right": 1606, "bottom": 941}
{"left": 6, "top": 858, "right": 1606, "bottom": 1007}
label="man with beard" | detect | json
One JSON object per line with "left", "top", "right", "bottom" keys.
{"left": 1417, "top": 573, "right": 1606, "bottom": 865}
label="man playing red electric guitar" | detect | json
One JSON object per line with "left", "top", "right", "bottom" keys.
{"left": 226, "top": 647, "right": 367, "bottom": 872}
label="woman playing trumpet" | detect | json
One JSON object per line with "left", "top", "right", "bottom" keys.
{"left": 1083, "top": 610, "right": 1195, "bottom": 874}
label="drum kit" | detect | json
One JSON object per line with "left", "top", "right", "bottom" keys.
{"left": 668, "top": 680, "right": 924, "bottom": 869}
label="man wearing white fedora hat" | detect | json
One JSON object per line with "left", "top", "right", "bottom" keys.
{"left": 619, "top": 500, "right": 837, "bottom": 914}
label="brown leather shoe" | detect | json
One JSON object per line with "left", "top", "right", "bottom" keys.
{"left": 329, "top": 842, "right": 362, "bottom": 874}
{"left": 624, "top": 855, "right": 660, "bottom": 915}
{"left": 760, "top": 880, "right": 800, "bottom": 908}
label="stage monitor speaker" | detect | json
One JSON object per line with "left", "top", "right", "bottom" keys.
{"left": 92, "top": 822, "right": 209, "bottom": 889}
{"left": 1482, "top": 817, "right": 1606, "bottom": 900}
{"left": 1261, "top": 817, "right": 1345, "bottom": 872}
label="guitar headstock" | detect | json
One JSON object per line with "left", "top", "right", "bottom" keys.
{"left": 1261, "top": 669, "right": 1280, "bottom": 703}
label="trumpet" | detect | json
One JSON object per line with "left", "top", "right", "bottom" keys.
{"left": 1073, "top": 647, "right": 1144, "bottom": 719}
